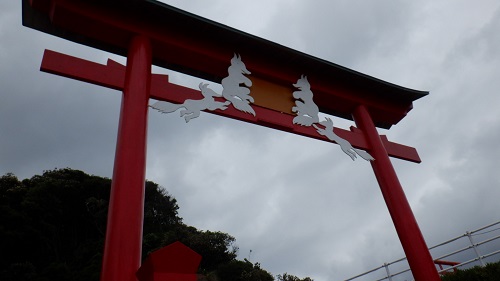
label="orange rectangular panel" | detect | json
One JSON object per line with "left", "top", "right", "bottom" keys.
{"left": 251, "top": 76, "right": 295, "bottom": 115}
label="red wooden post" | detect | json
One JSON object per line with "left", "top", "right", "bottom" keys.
{"left": 100, "top": 35, "right": 152, "bottom": 281}
{"left": 352, "top": 105, "right": 440, "bottom": 281}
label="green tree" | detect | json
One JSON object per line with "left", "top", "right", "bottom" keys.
{"left": 217, "top": 259, "right": 274, "bottom": 281}
{"left": 277, "top": 272, "right": 314, "bottom": 281}
{"left": 161, "top": 224, "right": 238, "bottom": 273}
{"left": 0, "top": 169, "right": 182, "bottom": 281}
{"left": 0, "top": 169, "right": 276, "bottom": 281}
{"left": 440, "top": 262, "right": 500, "bottom": 281}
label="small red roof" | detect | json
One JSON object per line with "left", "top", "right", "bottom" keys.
{"left": 136, "top": 241, "right": 201, "bottom": 281}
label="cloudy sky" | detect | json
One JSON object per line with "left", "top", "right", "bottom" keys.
{"left": 2, "top": 0, "right": 500, "bottom": 280}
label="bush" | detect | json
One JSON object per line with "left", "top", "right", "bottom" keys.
{"left": 441, "top": 261, "right": 500, "bottom": 281}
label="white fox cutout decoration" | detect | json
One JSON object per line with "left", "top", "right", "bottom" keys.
{"left": 153, "top": 54, "right": 255, "bottom": 122}
{"left": 291, "top": 75, "right": 374, "bottom": 161}
{"left": 291, "top": 75, "right": 320, "bottom": 126}
{"left": 151, "top": 82, "right": 230, "bottom": 123}
{"left": 221, "top": 54, "right": 255, "bottom": 115}
{"left": 313, "top": 118, "right": 375, "bottom": 161}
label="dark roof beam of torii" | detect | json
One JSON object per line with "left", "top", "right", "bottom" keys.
{"left": 22, "top": 0, "right": 428, "bottom": 130}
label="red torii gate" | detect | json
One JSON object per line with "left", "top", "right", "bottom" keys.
{"left": 22, "top": 1, "right": 440, "bottom": 281}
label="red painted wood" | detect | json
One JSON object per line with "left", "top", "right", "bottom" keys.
{"left": 100, "top": 36, "right": 152, "bottom": 281}
{"left": 136, "top": 242, "right": 201, "bottom": 281}
{"left": 24, "top": 0, "right": 427, "bottom": 129}
{"left": 40, "top": 49, "right": 421, "bottom": 163}
{"left": 41, "top": 49, "right": 125, "bottom": 91}
{"left": 352, "top": 105, "right": 440, "bottom": 281}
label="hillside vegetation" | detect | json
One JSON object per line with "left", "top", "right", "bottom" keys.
{"left": 0, "top": 168, "right": 312, "bottom": 281}
{"left": 440, "top": 261, "right": 500, "bottom": 281}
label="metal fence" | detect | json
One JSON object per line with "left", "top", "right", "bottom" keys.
{"left": 344, "top": 220, "right": 500, "bottom": 281}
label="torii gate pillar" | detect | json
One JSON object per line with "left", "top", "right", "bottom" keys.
{"left": 353, "top": 105, "right": 439, "bottom": 281}
{"left": 101, "top": 35, "right": 151, "bottom": 281}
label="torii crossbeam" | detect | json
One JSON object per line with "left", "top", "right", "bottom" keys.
{"left": 22, "top": 1, "right": 440, "bottom": 281}
{"left": 40, "top": 49, "right": 420, "bottom": 162}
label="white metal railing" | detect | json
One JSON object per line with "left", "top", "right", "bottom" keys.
{"left": 343, "top": 220, "right": 500, "bottom": 281}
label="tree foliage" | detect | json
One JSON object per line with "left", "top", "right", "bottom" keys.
{"left": 1, "top": 169, "right": 180, "bottom": 280}
{"left": 0, "top": 168, "right": 304, "bottom": 281}
{"left": 276, "top": 273, "right": 313, "bottom": 281}
{"left": 440, "top": 261, "right": 500, "bottom": 281}
{"left": 1, "top": 169, "right": 113, "bottom": 281}
{"left": 217, "top": 259, "right": 274, "bottom": 281}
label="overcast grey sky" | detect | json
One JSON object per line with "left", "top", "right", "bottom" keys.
{"left": 2, "top": 1, "right": 500, "bottom": 280}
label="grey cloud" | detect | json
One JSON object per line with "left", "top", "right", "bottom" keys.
{"left": 3, "top": 1, "right": 500, "bottom": 281}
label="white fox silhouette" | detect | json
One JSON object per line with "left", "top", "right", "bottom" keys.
{"left": 291, "top": 75, "right": 319, "bottom": 126}
{"left": 221, "top": 54, "right": 255, "bottom": 115}
{"left": 151, "top": 83, "right": 229, "bottom": 123}
{"left": 313, "top": 117, "right": 374, "bottom": 161}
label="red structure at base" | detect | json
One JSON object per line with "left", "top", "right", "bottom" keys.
{"left": 22, "top": 1, "right": 441, "bottom": 281}
{"left": 136, "top": 242, "right": 202, "bottom": 281}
